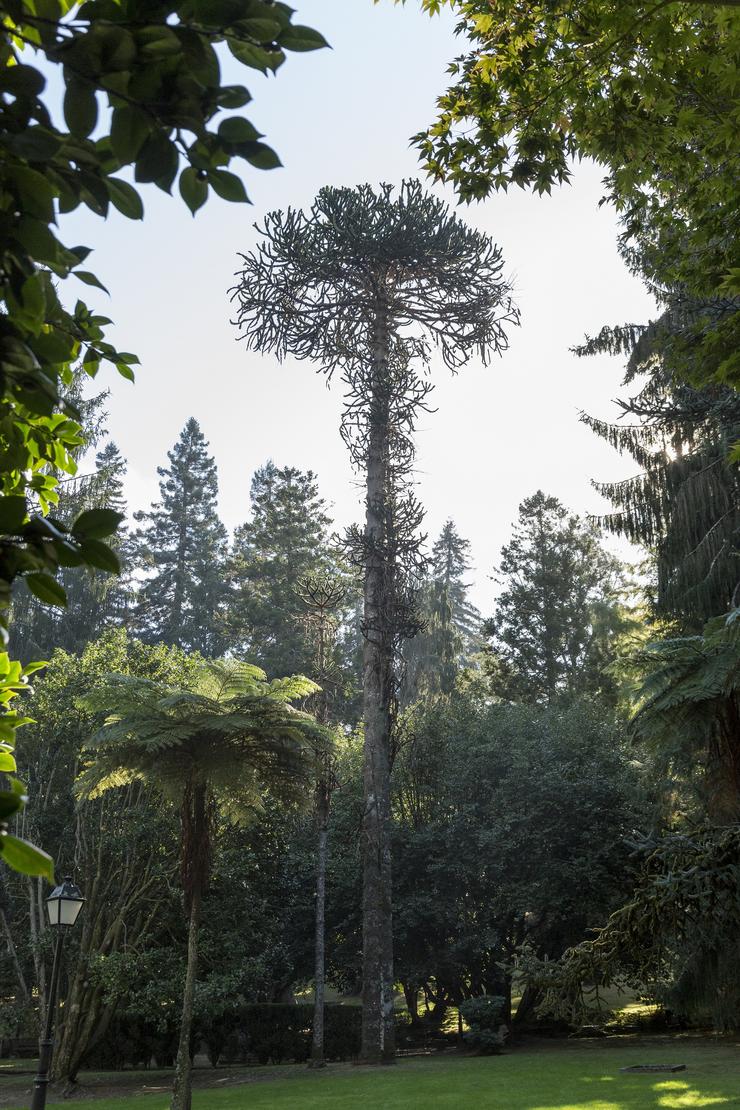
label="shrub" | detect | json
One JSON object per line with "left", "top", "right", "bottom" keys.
{"left": 322, "top": 1005, "right": 363, "bottom": 1061}
{"left": 460, "top": 996, "right": 507, "bottom": 1055}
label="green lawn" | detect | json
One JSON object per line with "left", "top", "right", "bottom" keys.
{"left": 3, "top": 1040, "right": 738, "bottom": 1110}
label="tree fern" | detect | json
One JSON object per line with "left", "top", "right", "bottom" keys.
{"left": 77, "top": 657, "right": 325, "bottom": 1110}
{"left": 626, "top": 613, "right": 740, "bottom": 821}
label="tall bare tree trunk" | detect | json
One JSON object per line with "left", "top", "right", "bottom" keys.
{"left": 303, "top": 575, "right": 343, "bottom": 1068}
{"left": 0, "top": 905, "right": 30, "bottom": 1002}
{"left": 29, "top": 877, "right": 47, "bottom": 1028}
{"left": 310, "top": 789, "right": 329, "bottom": 1067}
{"left": 360, "top": 302, "right": 396, "bottom": 1064}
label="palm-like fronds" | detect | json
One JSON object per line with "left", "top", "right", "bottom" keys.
{"left": 77, "top": 660, "right": 324, "bottom": 820}
{"left": 627, "top": 613, "right": 740, "bottom": 818}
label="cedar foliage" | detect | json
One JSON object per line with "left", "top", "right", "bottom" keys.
{"left": 533, "top": 824, "right": 740, "bottom": 1032}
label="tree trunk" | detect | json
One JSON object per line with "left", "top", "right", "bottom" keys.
{"left": 360, "top": 300, "right": 396, "bottom": 1064}
{"left": 29, "top": 877, "right": 47, "bottom": 1029}
{"left": 310, "top": 803, "right": 328, "bottom": 1067}
{"left": 171, "top": 881, "right": 201, "bottom": 1110}
{"left": 172, "top": 781, "right": 208, "bottom": 1110}
{"left": 403, "top": 983, "right": 419, "bottom": 1024}
{"left": 309, "top": 606, "right": 334, "bottom": 1069}
{"left": 513, "top": 984, "right": 544, "bottom": 1028}
{"left": 0, "top": 905, "right": 30, "bottom": 1003}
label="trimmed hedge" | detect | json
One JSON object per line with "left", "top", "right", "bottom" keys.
{"left": 214, "top": 1003, "right": 363, "bottom": 1066}
{"left": 84, "top": 1016, "right": 179, "bottom": 1070}
{"left": 83, "top": 1004, "right": 365, "bottom": 1070}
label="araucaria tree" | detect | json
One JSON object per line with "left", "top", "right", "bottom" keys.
{"left": 231, "top": 181, "right": 518, "bottom": 1062}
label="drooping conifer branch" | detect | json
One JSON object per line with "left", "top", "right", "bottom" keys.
{"left": 578, "top": 294, "right": 739, "bottom": 623}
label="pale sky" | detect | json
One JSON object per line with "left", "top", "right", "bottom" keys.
{"left": 59, "top": 0, "right": 655, "bottom": 614}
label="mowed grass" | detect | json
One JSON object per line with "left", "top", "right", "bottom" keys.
{"left": 4, "top": 1039, "right": 739, "bottom": 1110}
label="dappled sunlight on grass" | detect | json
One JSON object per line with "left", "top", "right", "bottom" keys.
{"left": 530, "top": 1101, "right": 630, "bottom": 1110}
{"left": 658, "top": 1097, "right": 730, "bottom": 1108}
{"left": 531, "top": 1102, "right": 625, "bottom": 1110}
{"left": 657, "top": 1095, "right": 730, "bottom": 1108}
{"left": 651, "top": 1079, "right": 732, "bottom": 1107}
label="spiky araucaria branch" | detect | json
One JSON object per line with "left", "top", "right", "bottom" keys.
{"left": 231, "top": 180, "right": 517, "bottom": 378}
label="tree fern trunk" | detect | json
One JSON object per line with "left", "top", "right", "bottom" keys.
{"left": 172, "top": 781, "right": 208, "bottom": 1110}
{"left": 171, "top": 880, "right": 201, "bottom": 1110}
{"left": 360, "top": 301, "right": 396, "bottom": 1064}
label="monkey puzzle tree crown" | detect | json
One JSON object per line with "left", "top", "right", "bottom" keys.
{"left": 231, "top": 179, "right": 518, "bottom": 372}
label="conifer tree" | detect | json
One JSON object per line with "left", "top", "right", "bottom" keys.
{"left": 578, "top": 305, "right": 740, "bottom": 626}
{"left": 232, "top": 181, "right": 517, "bottom": 1062}
{"left": 486, "top": 492, "right": 625, "bottom": 704}
{"left": 432, "top": 521, "right": 480, "bottom": 646}
{"left": 224, "top": 462, "right": 335, "bottom": 677}
{"left": 58, "top": 440, "right": 132, "bottom": 646}
{"left": 403, "top": 520, "right": 481, "bottom": 702}
{"left": 132, "top": 419, "right": 227, "bottom": 656}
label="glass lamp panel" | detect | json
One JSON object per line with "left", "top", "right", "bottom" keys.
{"left": 58, "top": 896, "right": 83, "bottom": 926}
{"left": 45, "top": 896, "right": 61, "bottom": 927}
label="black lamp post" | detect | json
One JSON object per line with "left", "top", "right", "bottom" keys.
{"left": 30, "top": 877, "right": 84, "bottom": 1110}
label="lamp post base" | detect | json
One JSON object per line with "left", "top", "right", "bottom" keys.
{"left": 30, "top": 1037, "right": 54, "bottom": 1110}
{"left": 30, "top": 929, "right": 64, "bottom": 1110}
